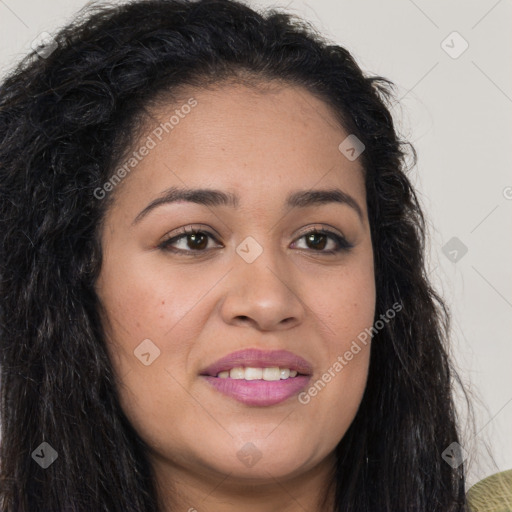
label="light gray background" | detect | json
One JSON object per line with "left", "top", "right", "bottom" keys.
{"left": 1, "top": 0, "right": 510, "bottom": 490}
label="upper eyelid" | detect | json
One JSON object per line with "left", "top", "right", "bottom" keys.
{"left": 161, "top": 225, "right": 221, "bottom": 243}
{"left": 294, "top": 223, "right": 346, "bottom": 240}
{"left": 165, "top": 223, "right": 346, "bottom": 240}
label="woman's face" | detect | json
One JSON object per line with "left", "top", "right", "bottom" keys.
{"left": 95, "top": 82, "right": 376, "bottom": 499}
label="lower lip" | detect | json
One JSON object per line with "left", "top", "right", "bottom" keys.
{"left": 201, "top": 376, "right": 311, "bottom": 406}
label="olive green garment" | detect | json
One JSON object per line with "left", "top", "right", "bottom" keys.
{"left": 467, "top": 469, "right": 512, "bottom": 512}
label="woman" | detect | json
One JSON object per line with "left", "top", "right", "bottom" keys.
{"left": 0, "top": 0, "right": 470, "bottom": 510}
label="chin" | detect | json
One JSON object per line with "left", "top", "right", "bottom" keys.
{"left": 201, "top": 438, "right": 319, "bottom": 480}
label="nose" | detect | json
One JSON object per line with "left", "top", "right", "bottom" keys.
{"left": 219, "top": 248, "right": 306, "bottom": 332}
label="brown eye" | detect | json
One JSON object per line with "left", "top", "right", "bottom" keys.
{"left": 305, "top": 232, "right": 328, "bottom": 250}
{"left": 293, "top": 229, "right": 353, "bottom": 254}
{"left": 158, "top": 226, "right": 353, "bottom": 256}
{"left": 184, "top": 232, "right": 208, "bottom": 250}
{"left": 158, "top": 228, "right": 222, "bottom": 255}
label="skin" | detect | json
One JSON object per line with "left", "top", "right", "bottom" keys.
{"left": 95, "top": 81, "right": 376, "bottom": 512}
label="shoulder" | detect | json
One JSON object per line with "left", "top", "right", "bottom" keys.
{"left": 466, "top": 469, "right": 512, "bottom": 511}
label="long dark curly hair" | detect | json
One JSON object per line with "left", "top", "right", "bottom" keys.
{"left": 0, "top": 0, "right": 471, "bottom": 510}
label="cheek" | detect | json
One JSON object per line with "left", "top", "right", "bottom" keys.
{"left": 299, "top": 256, "right": 375, "bottom": 429}
{"left": 95, "top": 256, "right": 190, "bottom": 386}
{"left": 308, "top": 256, "right": 376, "bottom": 348}
{"left": 95, "top": 258, "right": 208, "bottom": 451}
{"left": 98, "top": 252, "right": 211, "bottom": 340}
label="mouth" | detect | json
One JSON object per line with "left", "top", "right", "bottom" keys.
{"left": 209, "top": 366, "right": 305, "bottom": 380}
{"left": 199, "top": 348, "right": 313, "bottom": 377}
{"left": 199, "top": 348, "right": 313, "bottom": 406}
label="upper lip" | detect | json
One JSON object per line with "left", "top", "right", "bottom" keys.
{"left": 200, "top": 348, "right": 313, "bottom": 377}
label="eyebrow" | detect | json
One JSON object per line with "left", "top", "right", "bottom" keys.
{"left": 131, "top": 186, "right": 364, "bottom": 225}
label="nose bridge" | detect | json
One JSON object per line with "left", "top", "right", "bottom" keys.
{"left": 219, "top": 231, "right": 305, "bottom": 330}
{"left": 236, "top": 232, "right": 288, "bottom": 294}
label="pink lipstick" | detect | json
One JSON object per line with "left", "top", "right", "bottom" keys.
{"left": 199, "top": 348, "right": 312, "bottom": 406}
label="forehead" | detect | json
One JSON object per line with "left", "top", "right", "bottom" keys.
{"left": 111, "top": 82, "right": 366, "bottom": 216}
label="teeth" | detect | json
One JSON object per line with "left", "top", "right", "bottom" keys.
{"left": 280, "top": 368, "right": 290, "bottom": 379}
{"left": 244, "top": 367, "right": 263, "bottom": 380}
{"left": 216, "top": 367, "right": 300, "bottom": 380}
{"left": 263, "top": 367, "right": 281, "bottom": 381}
{"left": 229, "top": 367, "right": 245, "bottom": 379}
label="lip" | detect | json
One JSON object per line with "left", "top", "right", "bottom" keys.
{"left": 199, "top": 348, "right": 313, "bottom": 377}
{"left": 201, "top": 376, "right": 311, "bottom": 406}
{"left": 199, "top": 348, "right": 313, "bottom": 407}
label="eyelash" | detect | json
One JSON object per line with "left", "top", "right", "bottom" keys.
{"left": 157, "top": 225, "right": 354, "bottom": 256}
